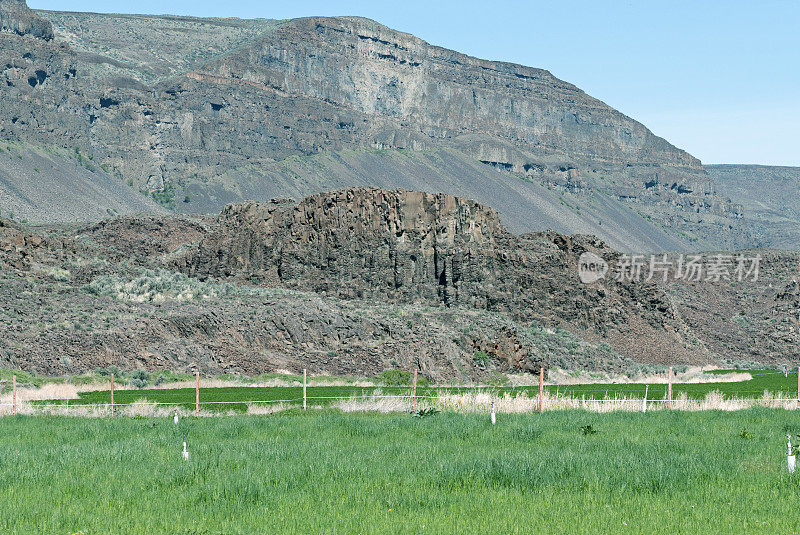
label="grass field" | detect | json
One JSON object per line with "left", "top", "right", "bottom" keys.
{"left": 33, "top": 370, "right": 800, "bottom": 413}
{"left": 2, "top": 410, "right": 800, "bottom": 533}
{"left": 551, "top": 370, "right": 798, "bottom": 400}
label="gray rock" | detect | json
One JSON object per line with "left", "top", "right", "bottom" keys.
{"left": 176, "top": 188, "right": 707, "bottom": 365}
{"left": 0, "top": 0, "right": 52, "bottom": 40}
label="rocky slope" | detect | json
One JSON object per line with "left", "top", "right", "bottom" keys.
{"left": 1, "top": 187, "right": 797, "bottom": 378}
{"left": 0, "top": 1, "right": 749, "bottom": 251}
{"left": 661, "top": 249, "right": 800, "bottom": 365}
{"left": 0, "top": 187, "right": 705, "bottom": 378}
{"left": 0, "top": 139, "right": 166, "bottom": 223}
{"left": 707, "top": 164, "right": 800, "bottom": 249}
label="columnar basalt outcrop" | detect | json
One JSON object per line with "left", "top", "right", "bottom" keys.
{"left": 177, "top": 188, "right": 705, "bottom": 365}
{"left": 181, "top": 188, "right": 507, "bottom": 305}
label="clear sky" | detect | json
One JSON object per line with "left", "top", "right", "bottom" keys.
{"left": 28, "top": 0, "right": 800, "bottom": 166}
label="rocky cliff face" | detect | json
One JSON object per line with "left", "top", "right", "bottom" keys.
{"left": 181, "top": 189, "right": 506, "bottom": 305}
{"left": 0, "top": 4, "right": 749, "bottom": 251}
{"left": 196, "top": 16, "right": 700, "bottom": 169}
{"left": 0, "top": 0, "right": 52, "bottom": 40}
{"left": 177, "top": 188, "right": 705, "bottom": 365}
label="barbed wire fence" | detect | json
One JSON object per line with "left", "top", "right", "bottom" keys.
{"left": 2, "top": 367, "right": 800, "bottom": 417}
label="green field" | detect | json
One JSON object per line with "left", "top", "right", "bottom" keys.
{"left": 38, "top": 370, "right": 800, "bottom": 412}
{"left": 2, "top": 410, "right": 800, "bottom": 533}
{"left": 550, "top": 370, "right": 798, "bottom": 401}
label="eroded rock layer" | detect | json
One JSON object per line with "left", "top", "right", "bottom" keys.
{"left": 0, "top": 3, "right": 751, "bottom": 250}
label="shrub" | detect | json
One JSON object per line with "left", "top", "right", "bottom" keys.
{"left": 378, "top": 369, "right": 429, "bottom": 387}
{"left": 472, "top": 351, "right": 490, "bottom": 367}
{"left": 36, "top": 265, "right": 71, "bottom": 282}
{"left": 129, "top": 370, "right": 150, "bottom": 389}
{"left": 378, "top": 369, "right": 410, "bottom": 385}
{"left": 484, "top": 372, "right": 510, "bottom": 386}
{"left": 0, "top": 368, "right": 45, "bottom": 390}
{"left": 83, "top": 268, "right": 268, "bottom": 303}
{"left": 150, "top": 183, "right": 177, "bottom": 210}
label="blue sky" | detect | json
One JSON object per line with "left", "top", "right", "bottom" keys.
{"left": 29, "top": 1, "right": 800, "bottom": 166}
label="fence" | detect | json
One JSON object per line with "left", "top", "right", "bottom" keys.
{"left": 2, "top": 367, "right": 800, "bottom": 417}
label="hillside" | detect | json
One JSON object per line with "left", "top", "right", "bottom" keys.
{"left": 0, "top": 0, "right": 752, "bottom": 251}
{"left": 662, "top": 248, "right": 800, "bottom": 366}
{"left": 0, "top": 139, "right": 166, "bottom": 223}
{"left": 707, "top": 164, "right": 800, "bottom": 249}
{"left": 2, "top": 187, "right": 798, "bottom": 377}
{"left": 0, "top": 187, "right": 710, "bottom": 378}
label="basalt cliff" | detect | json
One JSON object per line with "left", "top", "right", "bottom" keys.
{"left": 175, "top": 188, "right": 705, "bottom": 365}
{"left": 0, "top": 1, "right": 764, "bottom": 251}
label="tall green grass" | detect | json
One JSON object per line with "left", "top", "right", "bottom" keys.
{"left": 549, "top": 370, "right": 799, "bottom": 400}
{"left": 1, "top": 410, "right": 800, "bottom": 533}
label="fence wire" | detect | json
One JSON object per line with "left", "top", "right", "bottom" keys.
{"left": 3, "top": 391, "right": 800, "bottom": 411}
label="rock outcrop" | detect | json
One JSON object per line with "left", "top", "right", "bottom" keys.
{"left": 0, "top": 203, "right": 629, "bottom": 379}
{"left": 2, "top": 190, "right": 797, "bottom": 377}
{"left": 182, "top": 189, "right": 506, "bottom": 305}
{"left": 0, "top": 0, "right": 52, "bottom": 40}
{"left": 177, "top": 188, "right": 706, "bottom": 365}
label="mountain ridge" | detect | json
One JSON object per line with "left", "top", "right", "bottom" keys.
{"left": 0, "top": 1, "right": 764, "bottom": 251}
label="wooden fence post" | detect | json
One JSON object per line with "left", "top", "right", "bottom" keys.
{"left": 668, "top": 367, "right": 673, "bottom": 410}
{"left": 411, "top": 369, "right": 418, "bottom": 413}
{"left": 12, "top": 375, "right": 16, "bottom": 416}
{"left": 195, "top": 371, "right": 200, "bottom": 417}
{"left": 110, "top": 374, "right": 114, "bottom": 418}
{"left": 303, "top": 368, "right": 307, "bottom": 411}
{"left": 538, "top": 367, "right": 544, "bottom": 414}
